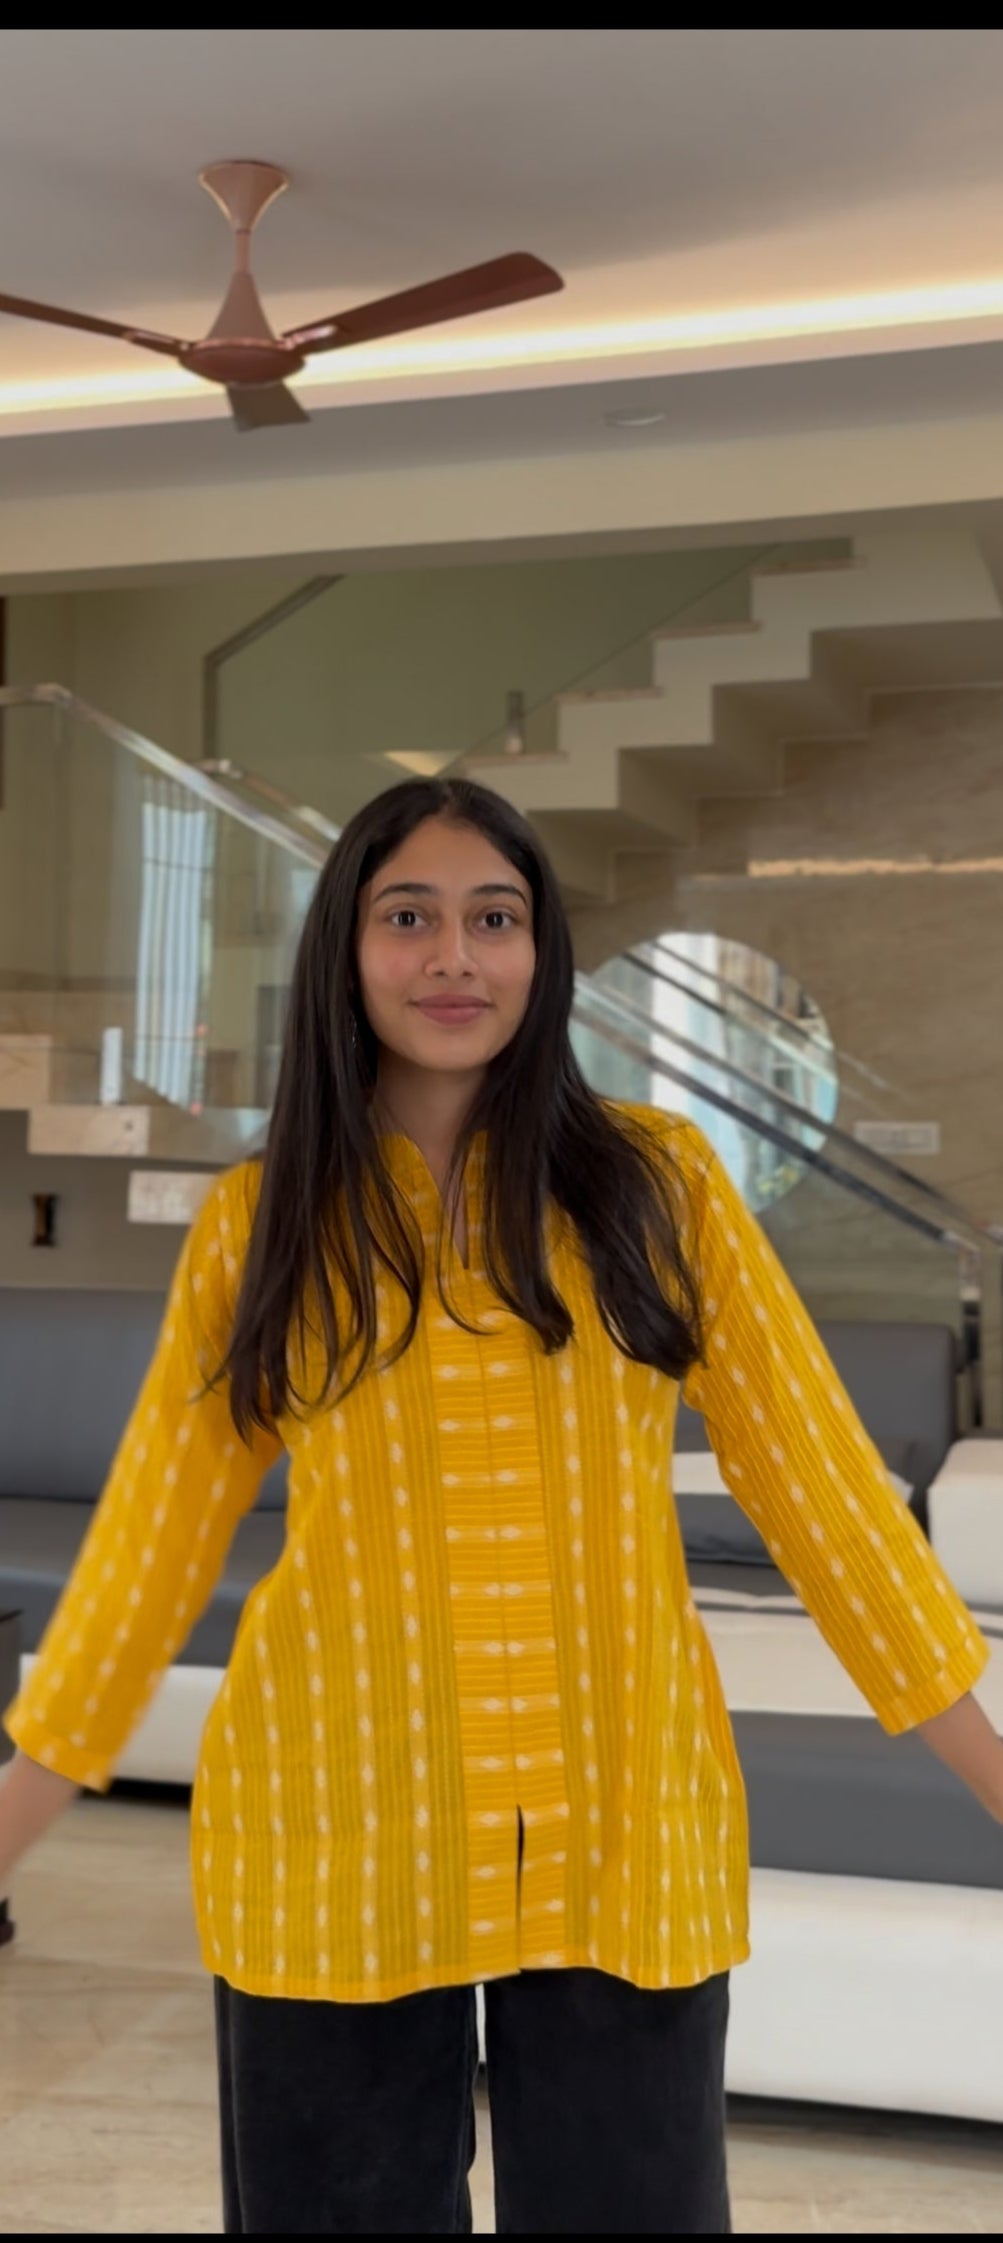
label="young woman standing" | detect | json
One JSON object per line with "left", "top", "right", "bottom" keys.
{"left": 2, "top": 778, "right": 1001, "bottom": 2235}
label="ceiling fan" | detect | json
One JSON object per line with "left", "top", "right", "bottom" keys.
{"left": 0, "top": 159, "right": 564, "bottom": 431}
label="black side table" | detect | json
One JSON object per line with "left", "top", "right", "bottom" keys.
{"left": 0, "top": 1609, "right": 22, "bottom": 1949}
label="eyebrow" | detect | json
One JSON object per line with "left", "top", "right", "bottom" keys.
{"left": 371, "top": 879, "right": 529, "bottom": 905}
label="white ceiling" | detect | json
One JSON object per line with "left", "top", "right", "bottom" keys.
{"left": 2, "top": 339, "right": 1003, "bottom": 500}
{"left": 3, "top": 28, "right": 1003, "bottom": 523}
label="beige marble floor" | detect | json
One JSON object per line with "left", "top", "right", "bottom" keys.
{"left": 0, "top": 1790, "right": 1000, "bottom": 2235}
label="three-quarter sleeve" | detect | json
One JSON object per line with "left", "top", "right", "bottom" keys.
{"left": 676, "top": 1126, "right": 989, "bottom": 1734}
{"left": 4, "top": 1167, "right": 280, "bottom": 1790}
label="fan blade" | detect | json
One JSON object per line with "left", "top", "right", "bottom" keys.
{"left": 283, "top": 252, "right": 563, "bottom": 355}
{"left": 0, "top": 289, "right": 185, "bottom": 359}
{"left": 226, "top": 382, "right": 310, "bottom": 432}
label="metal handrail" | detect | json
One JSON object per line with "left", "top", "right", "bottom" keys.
{"left": 625, "top": 941, "right": 906, "bottom": 1107}
{"left": 198, "top": 757, "right": 341, "bottom": 848}
{"left": 201, "top": 576, "right": 341, "bottom": 767}
{"left": 611, "top": 950, "right": 861, "bottom": 1103}
{"left": 574, "top": 974, "right": 1000, "bottom": 1254}
{"left": 576, "top": 972, "right": 836, "bottom": 1131}
{"left": 0, "top": 685, "right": 330, "bottom": 869}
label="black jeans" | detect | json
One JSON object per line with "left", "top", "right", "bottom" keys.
{"left": 214, "top": 1965, "right": 731, "bottom": 2235}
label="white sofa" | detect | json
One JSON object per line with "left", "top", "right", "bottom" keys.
{"left": 677, "top": 1431, "right": 1003, "bottom": 2122}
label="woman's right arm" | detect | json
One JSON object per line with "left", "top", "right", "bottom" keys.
{"left": 0, "top": 1753, "right": 79, "bottom": 1888}
{"left": 1, "top": 1166, "right": 280, "bottom": 1802}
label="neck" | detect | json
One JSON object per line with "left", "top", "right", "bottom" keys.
{"left": 372, "top": 1054, "right": 484, "bottom": 1183}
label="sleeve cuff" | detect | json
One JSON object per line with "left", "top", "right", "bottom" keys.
{"left": 869, "top": 1628, "right": 991, "bottom": 1736}
{"left": 3, "top": 1705, "right": 115, "bottom": 1794}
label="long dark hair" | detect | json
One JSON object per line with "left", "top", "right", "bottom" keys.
{"left": 224, "top": 776, "right": 703, "bottom": 1436}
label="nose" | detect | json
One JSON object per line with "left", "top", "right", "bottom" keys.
{"left": 424, "top": 913, "right": 475, "bottom": 978}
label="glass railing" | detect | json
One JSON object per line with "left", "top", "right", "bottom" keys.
{"left": 611, "top": 935, "right": 909, "bottom": 1119}
{"left": 569, "top": 988, "right": 1002, "bottom": 1428}
{"left": 445, "top": 539, "right": 851, "bottom": 770}
{"left": 1, "top": 682, "right": 998, "bottom": 1420}
{"left": 574, "top": 952, "right": 996, "bottom": 1278}
{"left": 206, "top": 538, "right": 852, "bottom": 817}
{"left": 0, "top": 686, "right": 327, "bottom": 1164}
{"left": 580, "top": 953, "right": 838, "bottom": 1163}
{"left": 584, "top": 938, "right": 953, "bottom": 1192}
{"left": 571, "top": 969, "right": 994, "bottom": 1250}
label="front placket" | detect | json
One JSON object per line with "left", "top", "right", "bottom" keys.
{"left": 438, "top": 1161, "right": 570, "bottom": 1978}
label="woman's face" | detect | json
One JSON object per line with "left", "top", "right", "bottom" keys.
{"left": 355, "top": 816, "right": 536, "bottom": 1080}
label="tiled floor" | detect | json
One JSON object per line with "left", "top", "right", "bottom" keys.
{"left": 0, "top": 1789, "right": 1000, "bottom": 2233}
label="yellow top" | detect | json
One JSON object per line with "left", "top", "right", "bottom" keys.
{"left": 5, "top": 1109, "right": 987, "bottom": 2002}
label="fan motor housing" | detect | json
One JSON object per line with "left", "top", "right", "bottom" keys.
{"left": 179, "top": 338, "right": 307, "bottom": 388}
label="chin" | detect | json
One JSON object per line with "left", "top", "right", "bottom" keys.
{"left": 406, "top": 1024, "right": 500, "bottom": 1068}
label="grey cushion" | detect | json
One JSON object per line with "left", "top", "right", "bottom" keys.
{"left": 675, "top": 1438, "right": 924, "bottom": 1567}
{"left": 735, "top": 1710, "right": 1003, "bottom": 1889}
{"left": 673, "top": 1315, "right": 955, "bottom": 1567}
{"left": 675, "top": 1317, "right": 956, "bottom": 1496}
{"left": 0, "top": 1286, "right": 287, "bottom": 1512}
{"left": 674, "top": 1495, "right": 774, "bottom": 1567}
{"left": 692, "top": 1559, "right": 1003, "bottom": 1885}
{"left": 0, "top": 1290, "right": 167, "bottom": 1500}
{"left": 257, "top": 1456, "right": 289, "bottom": 1510}
{"left": 0, "top": 1495, "right": 285, "bottom": 1664}
{"left": 687, "top": 1560, "right": 790, "bottom": 1599}
{"left": 0, "top": 1284, "right": 289, "bottom": 1676}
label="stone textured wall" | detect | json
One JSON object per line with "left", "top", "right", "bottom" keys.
{"left": 573, "top": 686, "right": 1003, "bottom": 1233}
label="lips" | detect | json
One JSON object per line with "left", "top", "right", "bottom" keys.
{"left": 413, "top": 999, "right": 490, "bottom": 1024}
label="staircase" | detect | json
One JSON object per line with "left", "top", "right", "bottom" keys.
{"left": 464, "top": 530, "right": 1003, "bottom": 905}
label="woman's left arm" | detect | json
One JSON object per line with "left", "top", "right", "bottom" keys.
{"left": 676, "top": 1127, "right": 997, "bottom": 1802}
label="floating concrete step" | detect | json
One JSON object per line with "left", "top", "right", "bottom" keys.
{"left": 0, "top": 1034, "right": 53, "bottom": 1109}
{"left": 28, "top": 1103, "right": 268, "bottom": 1162}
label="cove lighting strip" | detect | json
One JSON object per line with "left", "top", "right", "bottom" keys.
{"left": 4, "top": 276, "right": 1003, "bottom": 422}
{"left": 702, "top": 855, "right": 1003, "bottom": 881}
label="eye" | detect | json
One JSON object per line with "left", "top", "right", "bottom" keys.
{"left": 387, "top": 908, "right": 423, "bottom": 930}
{"left": 479, "top": 908, "right": 518, "bottom": 932}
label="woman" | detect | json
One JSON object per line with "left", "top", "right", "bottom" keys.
{"left": 2, "top": 777, "right": 1001, "bottom": 2236}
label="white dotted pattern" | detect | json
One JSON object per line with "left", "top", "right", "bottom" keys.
{"left": 292, "top": 1468, "right": 331, "bottom": 1980}
{"left": 253, "top": 1621, "right": 286, "bottom": 1980}
{"left": 612, "top": 1351, "right": 638, "bottom": 1975}
{"left": 331, "top": 1410, "right": 379, "bottom": 1985}
{"left": 560, "top": 1344, "right": 603, "bottom": 1962}
{"left": 377, "top": 1287, "right": 435, "bottom": 1968}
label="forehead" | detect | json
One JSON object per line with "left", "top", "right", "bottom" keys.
{"left": 368, "top": 817, "right": 530, "bottom": 897}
